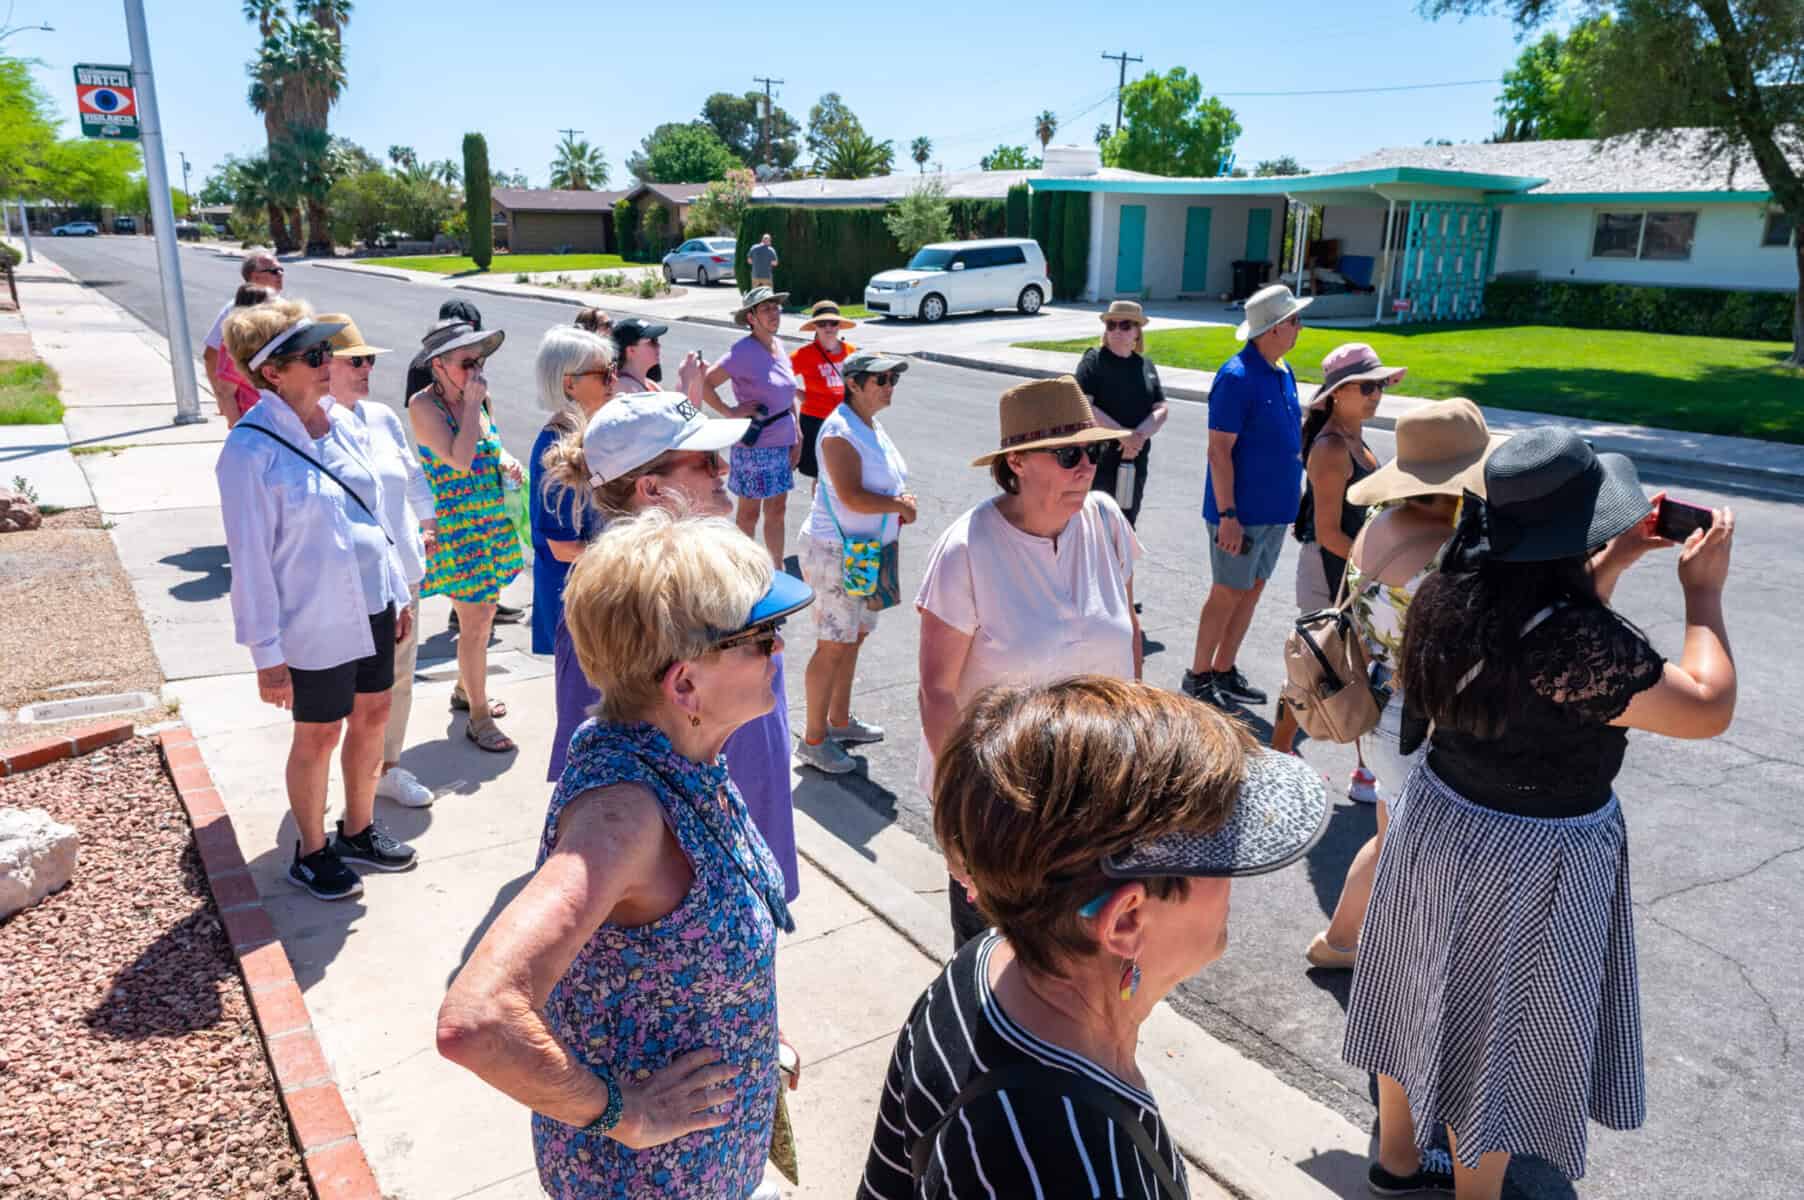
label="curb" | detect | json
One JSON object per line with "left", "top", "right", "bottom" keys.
{"left": 309, "top": 260, "right": 423, "bottom": 284}
{"left": 156, "top": 726, "right": 383, "bottom": 1200}
{"left": 0, "top": 719, "right": 133, "bottom": 776}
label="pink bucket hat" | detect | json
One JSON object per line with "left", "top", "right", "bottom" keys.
{"left": 1313, "top": 343, "right": 1406, "bottom": 409}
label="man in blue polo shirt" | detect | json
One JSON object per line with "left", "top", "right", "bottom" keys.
{"left": 1184, "top": 284, "right": 1312, "bottom": 708}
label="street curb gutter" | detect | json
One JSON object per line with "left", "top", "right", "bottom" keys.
{"left": 791, "top": 809, "right": 1371, "bottom": 1200}
{"left": 156, "top": 726, "right": 382, "bottom": 1200}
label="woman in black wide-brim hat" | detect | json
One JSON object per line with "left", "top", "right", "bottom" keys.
{"left": 1343, "top": 426, "right": 1738, "bottom": 1198}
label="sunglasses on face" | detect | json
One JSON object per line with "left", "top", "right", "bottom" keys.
{"left": 814, "top": 321, "right": 840, "bottom": 330}
{"left": 258, "top": 266, "right": 284, "bottom": 277}
{"left": 711, "top": 616, "right": 786, "bottom": 657}
{"left": 1105, "top": 320, "right": 1139, "bottom": 333}
{"left": 281, "top": 345, "right": 331, "bottom": 369}
{"left": 452, "top": 356, "right": 483, "bottom": 372}
{"left": 656, "top": 449, "right": 723, "bottom": 476}
{"left": 1037, "top": 441, "right": 1104, "bottom": 469}
{"left": 1357, "top": 381, "right": 1386, "bottom": 397}
{"left": 342, "top": 355, "right": 375, "bottom": 369}
{"left": 856, "top": 371, "right": 900, "bottom": 388}
{"left": 569, "top": 366, "right": 618, "bottom": 383}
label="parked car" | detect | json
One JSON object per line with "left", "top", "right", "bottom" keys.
{"left": 864, "top": 238, "right": 1051, "bottom": 322}
{"left": 662, "top": 237, "right": 736, "bottom": 286}
{"left": 113, "top": 216, "right": 137, "bottom": 234}
{"left": 52, "top": 221, "right": 100, "bottom": 237}
{"left": 174, "top": 220, "right": 204, "bottom": 241}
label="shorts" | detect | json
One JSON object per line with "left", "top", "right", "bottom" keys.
{"left": 800, "top": 534, "right": 882, "bottom": 644}
{"left": 729, "top": 444, "right": 794, "bottom": 500}
{"left": 796, "top": 412, "right": 826, "bottom": 479}
{"left": 289, "top": 604, "right": 397, "bottom": 724}
{"left": 1206, "top": 521, "right": 1285, "bottom": 591}
{"left": 750, "top": 275, "right": 773, "bottom": 289}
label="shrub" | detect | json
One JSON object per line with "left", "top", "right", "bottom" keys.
{"left": 885, "top": 178, "right": 952, "bottom": 256}
{"left": 1005, "top": 183, "right": 1030, "bottom": 238}
{"left": 226, "top": 211, "right": 265, "bottom": 247}
{"left": 0, "top": 241, "right": 19, "bottom": 269}
{"left": 736, "top": 205, "right": 904, "bottom": 304}
{"left": 639, "top": 202, "right": 669, "bottom": 257}
{"left": 1484, "top": 278, "right": 1796, "bottom": 342}
{"left": 1054, "top": 191, "right": 1089, "bottom": 301}
{"left": 462, "top": 132, "right": 492, "bottom": 271}
{"left": 613, "top": 197, "right": 637, "bottom": 259}
{"left": 947, "top": 198, "right": 1005, "bottom": 240}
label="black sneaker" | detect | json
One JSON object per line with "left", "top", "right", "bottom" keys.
{"left": 492, "top": 603, "right": 526, "bottom": 626}
{"left": 1214, "top": 665, "right": 1268, "bottom": 706}
{"left": 287, "top": 842, "right": 364, "bottom": 901}
{"left": 332, "top": 820, "right": 418, "bottom": 873}
{"left": 1367, "top": 1149, "right": 1454, "bottom": 1195}
{"left": 1180, "top": 670, "right": 1226, "bottom": 707}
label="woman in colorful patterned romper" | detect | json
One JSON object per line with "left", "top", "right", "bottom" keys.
{"left": 409, "top": 319, "right": 524, "bottom": 753}
{"left": 436, "top": 510, "right": 812, "bottom": 1200}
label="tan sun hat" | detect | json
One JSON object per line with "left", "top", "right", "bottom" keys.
{"left": 1345, "top": 398, "right": 1508, "bottom": 506}
{"left": 799, "top": 299, "right": 857, "bottom": 332}
{"left": 1099, "top": 299, "right": 1148, "bottom": 327}
{"left": 1235, "top": 283, "right": 1312, "bottom": 341}
{"left": 970, "top": 376, "right": 1130, "bottom": 467}
{"left": 317, "top": 313, "right": 389, "bottom": 357}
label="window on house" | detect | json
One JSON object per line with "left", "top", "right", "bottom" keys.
{"left": 1763, "top": 210, "right": 1796, "bottom": 248}
{"left": 1591, "top": 210, "right": 1699, "bottom": 261}
{"left": 1592, "top": 212, "right": 1644, "bottom": 258}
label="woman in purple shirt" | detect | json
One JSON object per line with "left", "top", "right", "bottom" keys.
{"left": 699, "top": 287, "right": 800, "bottom": 567}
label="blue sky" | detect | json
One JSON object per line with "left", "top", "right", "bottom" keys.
{"left": 20, "top": 0, "right": 1534, "bottom": 190}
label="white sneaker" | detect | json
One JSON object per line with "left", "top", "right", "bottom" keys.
{"left": 796, "top": 736, "right": 857, "bottom": 775}
{"left": 376, "top": 766, "right": 435, "bottom": 808}
{"left": 1347, "top": 767, "right": 1379, "bottom": 805}
{"left": 827, "top": 715, "right": 885, "bottom": 745}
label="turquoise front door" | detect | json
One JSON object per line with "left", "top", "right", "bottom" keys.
{"left": 1115, "top": 205, "right": 1146, "bottom": 295}
{"left": 1182, "top": 206, "right": 1212, "bottom": 292}
{"left": 1245, "top": 207, "right": 1273, "bottom": 261}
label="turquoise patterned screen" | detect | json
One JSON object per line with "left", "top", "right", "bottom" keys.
{"left": 1396, "top": 202, "right": 1495, "bottom": 323}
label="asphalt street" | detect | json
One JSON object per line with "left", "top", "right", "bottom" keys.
{"left": 44, "top": 235, "right": 1804, "bottom": 1199}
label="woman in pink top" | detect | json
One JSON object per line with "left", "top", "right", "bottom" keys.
{"left": 215, "top": 285, "right": 275, "bottom": 423}
{"left": 697, "top": 287, "right": 800, "bottom": 566}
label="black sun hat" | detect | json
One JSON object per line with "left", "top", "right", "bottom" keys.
{"left": 1481, "top": 427, "right": 1651, "bottom": 563}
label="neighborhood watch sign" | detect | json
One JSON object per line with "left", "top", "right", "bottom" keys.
{"left": 73, "top": 64, "right": 139, "bottom": 140}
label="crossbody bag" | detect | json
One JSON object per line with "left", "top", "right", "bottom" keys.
{"left": 816, "top": 478, "right": 899, "bottom": 610}
{"left": 239, "top": 422, "right": 393, "bottom": 546}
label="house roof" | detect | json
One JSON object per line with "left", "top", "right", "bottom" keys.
{"left": 1323, "top": 129, "right": 1797, "bottom": 198}
{"left": 628, "top": 182, "right": 711, "bottom": 206}
{"left": 750, "top": 165, "right": 1166, "bottom": 206}
{"left": 492, "top": 188, "right": 628, "bottom": 213}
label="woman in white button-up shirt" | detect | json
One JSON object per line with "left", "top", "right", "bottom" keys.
{"left": 216, "top": 300, "right": 419, "bottom": 903}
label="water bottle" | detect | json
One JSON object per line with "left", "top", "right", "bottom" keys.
{"left": 1113, "top": 457, "right": 1137, "bottom": 510}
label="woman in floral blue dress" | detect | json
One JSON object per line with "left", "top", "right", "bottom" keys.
{"left": 436, "top": 510, "right": 811, "bottom": 1200}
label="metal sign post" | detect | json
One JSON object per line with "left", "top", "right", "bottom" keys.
{"left": 14, "top": 200, "right": 33, "bottom": 264}
{"left": 118, "top": 0, "right": 202, "bottom": 424}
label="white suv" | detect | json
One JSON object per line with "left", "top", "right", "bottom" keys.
{"left": 865, "top": 238, "right": 1051, "bottom": 322}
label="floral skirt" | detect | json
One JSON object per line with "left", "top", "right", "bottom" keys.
{"left": 729, "top": 445, "right": 793, "bottom": 500}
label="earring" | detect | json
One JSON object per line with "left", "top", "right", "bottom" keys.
{"left": 689, "top": 714, "right": 701, "bottom": 728}
{"left": 1119, "top": 957, "right": 1141, "bottom": 1003}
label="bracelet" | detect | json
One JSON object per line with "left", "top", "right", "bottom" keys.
{"left": 580, "top": 1072, "right": 624, "bottom": 1137}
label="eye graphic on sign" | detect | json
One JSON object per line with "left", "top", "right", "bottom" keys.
{"left": 77, "top": 87, "right": 137, "bottom": 116}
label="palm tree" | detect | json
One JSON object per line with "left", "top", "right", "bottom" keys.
{"left": 233, "top": 152, "right": 296, "bottom": 251}
{"left": 283, "top": 124, "right": 342, "bottom": 255}
{"left": 911, "top": 136, "right": 933, "bottom": 173}
{"left": 821, "top": 130, "right": 895, "bottom": 180}
{"left": 387, "top": 144, "right": 417, "bottom": 171}
{"left": 549, "top": 133, "right": 610, "bottom": 190}
{"left": 1034, "top": 110, "right": 1059, "bottom": 152}
{"left": 247, "top": 33, "right": 300, "bottom": 251}
{"left": 428, "top": 159, "right": 461, "bottom": 186}
{"left": 243, "top": 0, "right": 286, "bottom": 39}
{"left": 1094, "top": 122, "right": 1113, "bottom": 147}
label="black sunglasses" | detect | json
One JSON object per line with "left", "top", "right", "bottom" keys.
{"left": 712, "top": 616, "right": 786, "bottom": 657}
{"left": 1104, "top": 320, "right": 1139, "bottom": 332}
{"left": 1357, "top": 381, "right": 1386, "bottom": 397}
{"left": 855, "top": 371, "right": 900, "bottom": 388}
{"left": 281, "top": 345, "right": 331, "bottom": 369}
{"left": 1037, "top": 442, "right": 1104, "bottom": 469}
{"left": 342, "top": 354, "right": 375, "bottom": 369}
{"left": 259, "top": 266, "right": 285, "bottom": 277}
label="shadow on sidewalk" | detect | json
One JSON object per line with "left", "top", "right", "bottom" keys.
{"left": 161, "top": 545, "right": 231, "bottom": 603}
{"left": 446, "top": 869, "right": 534, "bottom": 990}
{"left": 793, "top": 768, "right": 900, "bottom": 864}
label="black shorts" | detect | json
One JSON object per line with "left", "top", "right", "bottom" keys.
{"left": 289, "top": 605, "right": 397, "bottom": 724}
{"left": 796, "top": 412, "right": 827, "bottom": 479}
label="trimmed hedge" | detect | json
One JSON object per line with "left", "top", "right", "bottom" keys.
{"left": 1485, "top": 278, "right": 1797, "bottom": 342}
{"left": 1053, "top": 192, "right": 1089, "bottom": 301}
{"left": 947, "top": 199, "right": 1005, "bottom": 241}
{"left": 1005, "top": 184, "right": 1029, "bottom": 239}
{"left": 736, "top": 206, "right": 904, "bottom": 304}
{"left": 461, "top": 133, "right": 491, "bottom": 271}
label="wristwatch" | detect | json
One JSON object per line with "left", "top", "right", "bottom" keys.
{"left": 580, "top": 1072, "right": 624, "bottom": 1137}
{"left": 1219, "top": 507, "right": 1238, "bottom": 521}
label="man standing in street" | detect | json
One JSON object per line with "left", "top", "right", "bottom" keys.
{"left": 202, "top": 249, "right": 284, "bottom": 418}
{"left": 1183, "top": 284, "right": 1312, "bottom": 709}
{"left": 747, "top": 232, "right": 779, "bottom": 289}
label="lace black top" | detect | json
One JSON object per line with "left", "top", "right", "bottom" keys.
{"left": 1426, "top": 606, "right": 1665, "bottom": 818}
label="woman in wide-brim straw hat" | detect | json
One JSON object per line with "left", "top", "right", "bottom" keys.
{"left": 1074, "top": 300, "right": 1169, "bottom": 528}
{"left": 916, "top": 375, "right": 1145, "bottom": 946}
{"left": 697, "top": 286, "right": 801, "bottom": 566}
{"left": 791, "top": 300, "right": 858, "bottom": 481}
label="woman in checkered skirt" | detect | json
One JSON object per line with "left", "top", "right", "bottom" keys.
{"left": 1344, "top": 429, "right": 1737, "bottom": 1198}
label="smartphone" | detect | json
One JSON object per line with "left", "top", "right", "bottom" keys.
{"left": 1654, "top": 495, "right": 1714, "bottom": 542}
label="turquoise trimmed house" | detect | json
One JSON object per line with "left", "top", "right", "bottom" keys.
{"left": 1031, "top": 131, "right": 1799, "bottom": 323}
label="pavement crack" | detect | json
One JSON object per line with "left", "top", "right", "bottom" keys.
{"left": 807, "top": 1028, "right": 900, "bottom": 1071}
{"left": 1642, "top": 842, "right": 1804, "bottom": 907}
{"left": 1639, "top": 909, "right": 1791, "bottom": 1061}
{"left": 352, "top": 1044, "right": 432, "bottom": 1084}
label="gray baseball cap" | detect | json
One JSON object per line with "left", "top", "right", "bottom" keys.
{"left": 841, "top": 350, "right": 909, "bottom": 378}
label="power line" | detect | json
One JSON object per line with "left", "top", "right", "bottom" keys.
{"left": 1101, "top": 50, "right": 1143, "bottom": 133}
{"left": 1215, "top": 78, "right": 1499, "bottom": 98}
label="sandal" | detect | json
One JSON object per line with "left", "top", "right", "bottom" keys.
{"left": 451, "top": 687, "right": 507, "bottom": 718}
{"left": 465, "top": 713, "right": 516, "bottom": 754}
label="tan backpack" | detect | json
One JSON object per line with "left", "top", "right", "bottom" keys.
{"left": 1280, "top": 528, "right": 1446, "bottom": 744}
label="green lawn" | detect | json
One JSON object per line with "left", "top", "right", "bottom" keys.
{"left": 787, "top": 303, "right": 873, "bottom": 319}
{"left": 1018, "top": 323, "right": 1804, "bottom": 444}
{"left": 361, "top": 253, "right": 654, "bottom": 275}
{"left": 0, "top": 360, "right": 63, "bottom": 425}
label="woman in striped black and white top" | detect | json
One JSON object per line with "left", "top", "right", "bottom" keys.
{"left": 860, "top": 676, "right": 1329, "bottom": 1200}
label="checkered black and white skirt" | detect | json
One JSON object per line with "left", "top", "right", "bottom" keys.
{"left": 1343, "top": 763, "right": 1645, "bottom": 1180}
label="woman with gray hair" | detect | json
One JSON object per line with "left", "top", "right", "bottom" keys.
{"left": 438, "top": 510, "right": 811, "bottom": 1200}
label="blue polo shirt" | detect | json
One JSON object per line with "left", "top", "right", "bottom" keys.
{"left": 1202, "top": 341, "right": 1304, "bottom": 527}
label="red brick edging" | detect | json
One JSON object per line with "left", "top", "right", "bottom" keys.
{"left": 0, "top": 719, "right": 134, "bottom": 776}
{"left": 155, "top": 726, "right": 383, "bottom": 1200}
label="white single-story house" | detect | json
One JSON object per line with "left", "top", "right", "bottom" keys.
{"left": 749, "top": 148, "right": 1168, "bottom": 206}
{"left": 1030, "top": 130, "right": 1799, "bottom": 322}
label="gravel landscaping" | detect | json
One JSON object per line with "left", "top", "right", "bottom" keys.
{"left": 0, "top": 737, "right": 310, "bottom": 1199}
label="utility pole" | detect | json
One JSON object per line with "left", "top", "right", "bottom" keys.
{"left": 1101, "top": 50, "right": 1143, "bottom": 134}
{"left": 557, "top": 128, "right": 582, "bottom": 144}
{"left": 123, "top": 0, "right": 202, "bottom": 425}
{"left": 752, "top": 75, "right": 783, "bottom": 168}
{"left": 178, "top": 151, "right": 191, "bottom": 223}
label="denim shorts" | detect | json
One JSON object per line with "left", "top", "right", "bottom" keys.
{"left": 1207, "top": 522, "right": 1286, "bottom": 590}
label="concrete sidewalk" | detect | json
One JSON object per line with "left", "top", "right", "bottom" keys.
{"left": 12, "top": 252, "right": 1385, "bottom": 1198}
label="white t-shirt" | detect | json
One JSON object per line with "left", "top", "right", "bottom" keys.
{"left": 803, "top": 405, "right": 907, "bottom": 544}
{"left": 204, "top": 299, "right": 236, "bottom": 351}
{"left": 914, "top": 490, "right": 1141, "bottom": 793}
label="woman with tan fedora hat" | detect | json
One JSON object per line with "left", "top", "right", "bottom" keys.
{"left": 698, "top": 286, "right": 801, "bottom": 566}
{"left": 1271, "top": 341, "right": 1400, "bottom": 775}
{"left": 1298, "top": 398, "right": 1504, "bottom": 972}
{"left": 1075, "top": 300, "right": 1169, "bottom": 527}
{"left": 916, "top": 375, "right": 1144, "bottom": 945}
{"left": 790, "top": 300, "right": 857, "bottom": 481}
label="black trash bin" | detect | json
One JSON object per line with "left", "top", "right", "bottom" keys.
{"left": 1230, "top": 260, "right": 1270, "bottom": 301}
